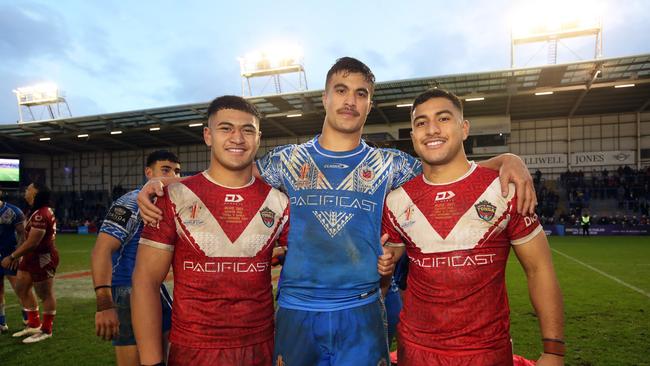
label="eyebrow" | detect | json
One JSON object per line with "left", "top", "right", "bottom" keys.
{"left": 413, "top": 109, "right": 454, "bottom": 121}
{"left": 332, "top": 83, "right": 369, "bottom": 94}
{"left": 215, "top": 121, "right": 258, "bottom": 129}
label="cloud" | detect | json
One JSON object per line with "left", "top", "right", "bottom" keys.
{"left": 165, "top": 46, "right": 242, "bottom": 103}
{"left": 0, "top": 3, "right": 70, "bottom": 63}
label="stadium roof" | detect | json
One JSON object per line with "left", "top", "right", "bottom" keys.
{"left": 1, "top": 53, "right": 649, "bottom": 154}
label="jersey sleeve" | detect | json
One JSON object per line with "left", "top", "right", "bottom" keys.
{"left": 381, "top": 203, "right": 404, "bottom": 247}
{"left": 276, "top": 205, "right": 290, "bottom": 247}
{"left": 11, "top": 206, "right": 25, "bottom": 226}
{"left": 506, "top": 194, "right": 544, "bottom": 245}
{"left": 387, "top": 148, "right": 422, "bottom": 190}
{"left": 139, "top": 188, "right": 178, "bottom": 252}
{"left": 30, "top": 208, "right": 50, "bottom": 231}
{"left": 99, "top": 191, "right": 139, "bottom": 243}
{"left": 256, "top": 144, "right": 292, "bottom": 190}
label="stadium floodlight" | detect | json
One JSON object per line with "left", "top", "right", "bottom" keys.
{"left": 286, "top": 113, "right": 302, "bottom": 118}
{"left": 188, "top": 123, "right": 203, "bottom": 127}
{"left": 614, "top": 84, "right": 635, "bottom": 88}
{"left": 13, "top": 83, "right": 60, "bottom": 105}
{"left": 535, "top": 91, "right": 554, "bottom": 96}
{"left": 77, "top": 134, "right": 89, "bottom": 138}
{"left": 510, "top": 0, "right": 603, "bottom": 67}
{"left": 149, "top": 126, "right": 161, "bottom": 131}
{"left": 39, "top": 137, "right": 51, "bottom": 141}
{"left": 238, "top": 42, "right": 308, "bottom": 96}
{"left": 110, "top": 130, "right": 122, "bottom": 135}
{"left": 465, "top": 97, "right": 485, "bottom": 102}
{"left": 12, "top": 82, "right": 72, "bottom": 122}
{"left": 396, "top": 103, "right": 412, "bottom": 108}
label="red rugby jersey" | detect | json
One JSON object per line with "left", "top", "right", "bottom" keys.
{"left": 26, "top": 206, "right": 57, "bottom": 255}
{"left": 382, "top": 163, "right": 542, "bottom": 352}
{"left": 140, "top": 172, "right": 289, "bottom": 349}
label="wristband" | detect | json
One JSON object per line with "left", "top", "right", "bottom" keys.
{"left": 542, "top": 338, "right": 565, "bottom": 357}
{"left": 142, "top": 363, "right": 165, "bottom": 366}
{"left": 94, "top": 285, "right": 112, "bottom": 291}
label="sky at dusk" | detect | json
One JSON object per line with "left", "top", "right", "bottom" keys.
{"left": 1, "top": 0, "right": 648, "bottom": 123}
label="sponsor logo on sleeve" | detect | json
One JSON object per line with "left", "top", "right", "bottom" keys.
{"left": 105, "top": 205, "right": 132, "bottom": 227}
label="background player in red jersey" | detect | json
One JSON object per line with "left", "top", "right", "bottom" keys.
{"left": 382, "top": 89, "right": 564, "bottom": 366}
{"left": 131, "top": 96, "right": 289, "bottom": 366}
{"left": 1, "top": 183, "right": 59, "bottom": 343}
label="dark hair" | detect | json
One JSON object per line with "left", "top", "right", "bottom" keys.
{"left": 206, "top": 95, "right": 262, "bottom": 121}
{"left": 325, "top": 57, "right": 375, "bottom": 93}
{"left": 31, "top": 182, "right": 51, "bottom": 210}
{"left": 411, "top": 88, "right": 463, "bottom": 116}
{"left": 146, "top": 150, "right": 180, "bottom": 168}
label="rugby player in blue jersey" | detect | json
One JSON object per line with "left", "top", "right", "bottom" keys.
{"left": 91, "top": 150, "right": 180, "bottom": 366}
{"left": 0, "top": 190, "right": 33, "bottom": 333}
{"left": 138, "top": 57, "right": 537, "bottom": 365}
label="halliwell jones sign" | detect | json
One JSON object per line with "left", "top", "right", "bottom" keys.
{"left": 520, "top": 151, "right": 635, "bottom": 169}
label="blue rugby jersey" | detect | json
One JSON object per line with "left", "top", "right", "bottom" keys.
{"left": 99, "top": 190, "right": 144, "bottom": 286}
{"left": 0, "top": 202, "right": 25, "bottom": 254}
{"left": 256, "top": 136, "right": 420, "bottom": 311}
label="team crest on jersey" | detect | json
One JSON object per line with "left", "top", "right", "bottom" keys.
{"left": 259, "top": 207, "right": 276, "bottom": 228}
{"left": 360, "top": 165, "right": 374, "bottom": 181}
{"left": 474, "top": 200, "right": 497, "bottom": 222}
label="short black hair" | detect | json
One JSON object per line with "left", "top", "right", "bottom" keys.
{"left": 206, "top": 95, "right": 262, "bottom": 121}
{"left": 411, "top": 88, "right": 463, "bottom": 116}
{"left": 31, "top": 182, "right": 51, "bottom": 210}
{"left": 325, "top": 57, "right": 376, "bottom": 93}
{"left": 146, "top": 150, "right": 180, "bottom": 168}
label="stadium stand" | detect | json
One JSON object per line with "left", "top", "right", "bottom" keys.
{"left": 0, "top": 54, "right": 649, "bottom": 235}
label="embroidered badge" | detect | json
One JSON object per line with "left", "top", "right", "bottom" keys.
{"left": 360, "top": 166, "right": 374, "bottom": 181}
{"left": 259, "top": 207, "right": 276, "bottom": 228}
{"left": 474, "top": 200, "right": 497, "bottom": 222}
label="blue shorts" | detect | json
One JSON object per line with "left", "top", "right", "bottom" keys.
{"left": 0, "top": 252, "right": 17, "bottom": 277}
{"left": 274, "top": 298, "right": 389, "bottom": 366}
{"left": 112, "top": 284, "right": 173, "bottom": 346}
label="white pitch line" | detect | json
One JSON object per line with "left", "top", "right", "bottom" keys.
{"left": 552, "top": 248, "right": 650, "bottom": 299}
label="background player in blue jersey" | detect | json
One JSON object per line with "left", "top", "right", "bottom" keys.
{"left": 0, "top": 190, "right": 32, "bottom": 333}
{"left": 138, "top": 58, "right": 537, "bottom": 365}
{"left": 91, "top": 150, "right": 180, "bottom": 366}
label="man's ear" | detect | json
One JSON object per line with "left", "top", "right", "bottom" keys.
{"left": 462, "top": 119, "right": 470, "bottom": 140}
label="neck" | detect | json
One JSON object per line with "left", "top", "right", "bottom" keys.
{"left": 206, "top": 164, "right": 253, "bottom": 188}
{"left": 319, "top": 122, "right": 362, "bottom": 152}
{"left": 422, "top": 154, "right": 472, "bottom": 184}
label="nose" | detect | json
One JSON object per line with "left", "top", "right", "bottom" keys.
{"left": 229, "top": 127, "right": 245, "bottom": 143}
{"left": 344, "top": 91, "right": 356, "bottom": 107}
{"left": 425, "top": 120, "right": 441, "bottom": 135}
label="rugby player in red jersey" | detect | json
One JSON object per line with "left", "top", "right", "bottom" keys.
{"left": 131, "top": 96, "right": 289, "bottom": 366}
{"left": 382, "top": 89, "right": 564, "bottom": 366}
{"left": 1, "top": 183, "right": 59, "bottom": 343}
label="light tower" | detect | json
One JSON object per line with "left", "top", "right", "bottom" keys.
{"left": 12, "top": 83, "right": 72, "bottom": 123}
{"left": 510, "top": 2, "right": 603, "bottom": 67}
{"left": 238, "top": 43, "right": 308, "bottom": 96}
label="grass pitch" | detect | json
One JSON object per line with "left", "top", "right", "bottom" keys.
{"left": 1, "top": 234, "right": 648, "bottom": 365}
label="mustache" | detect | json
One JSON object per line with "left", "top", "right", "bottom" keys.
{"left": 337, "top": 107, "right": 360, "bottom": 117}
